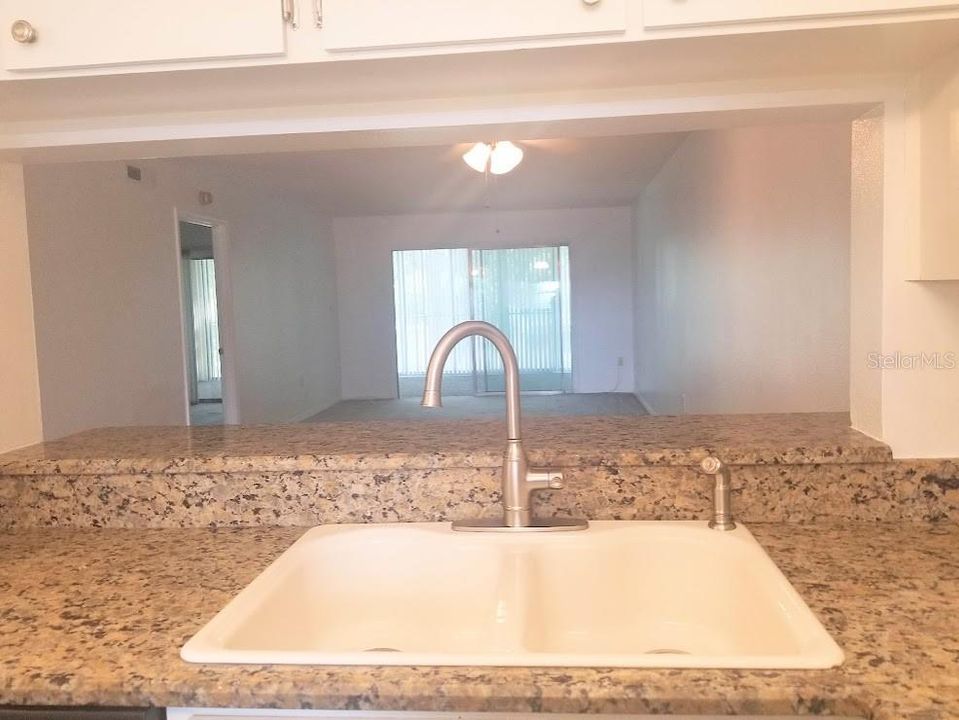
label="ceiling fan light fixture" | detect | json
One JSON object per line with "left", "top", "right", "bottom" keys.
{"left": 463, "top": 142, "right": 492, "bottom": 173}
{"left": 488, "top": 141, "right": 524, "bottom": 175}
{"left": 462, "top": 140, "right": 524, "bottom": 175}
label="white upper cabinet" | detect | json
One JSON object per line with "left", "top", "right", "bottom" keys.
{"left": 1, "top": 0, "right": 955, "bottom": 78}
{"left": 0, "top": 0, "right": 286, "bottom": 71}
{"left": 643, "top": 0, "right": 959, "bottom": 29}
{"left": 321, "top": 0, "right": 627, "bottom": 52}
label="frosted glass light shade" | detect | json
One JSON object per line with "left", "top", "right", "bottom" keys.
{"left": 463, "top": 142, "right": 492, "bottom": 172}
{"left": 462, "top": 141, "right": 524, "bottom": 174}
{"left": 489, "top": 141, "right": 524, "bottom": 175}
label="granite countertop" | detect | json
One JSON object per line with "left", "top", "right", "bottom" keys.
{"left": 1, "top": 522, "right": 956, "bottom": 719}
{"left": 0, "top": 412, "right": 891, "bottom": 475}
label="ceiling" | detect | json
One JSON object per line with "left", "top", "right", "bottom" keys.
{"left": 177, "top": 133, "right": 689, "bottom": 216}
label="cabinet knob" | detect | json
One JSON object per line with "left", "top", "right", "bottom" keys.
{"left": 10, "top": 19, "right": 37, "bottom": 44}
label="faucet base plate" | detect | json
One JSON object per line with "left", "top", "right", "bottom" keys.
{"left": 452, "top": 517, "right": 590, "bottom": 532}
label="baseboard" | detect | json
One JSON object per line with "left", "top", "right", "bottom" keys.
{"left": 290, "top": 399, "right": 342, "bottom": 423}
{"left": 339, "top": 395, "right": 399, "bottom": 401}
{"left": 634, "top": 392, "right": 656, "bottom": 415}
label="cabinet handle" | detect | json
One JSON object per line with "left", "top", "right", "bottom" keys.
{"left": 582, "top": 0, "right": 602, "bottom": 5}
{"left": 313, "top": 0, "right": 323, "bottom": 27}
{"left": 281, "top": 0, "right": 297, "bottom": 28}
{"left": 10, "top": 19, "right": 37, "bottom": 43}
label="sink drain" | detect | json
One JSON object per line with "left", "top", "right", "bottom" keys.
{"left": 364, "top": 647, "right": 402, "bottom": 653}
{"left": 645, "top": 648, "right": 691, "bottom": 655}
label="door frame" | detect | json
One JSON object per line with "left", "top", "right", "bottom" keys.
{"left": 173, "top": 209, "right": 240, "bottom": 425}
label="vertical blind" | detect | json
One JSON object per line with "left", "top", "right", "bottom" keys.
{"left": 392, "top": 246, "right": 572, "bottom": 391}
{"left": 392, "top": 249, "right": 473, "bottom": 376}
{"left": 190, "top": 259, "right": 222, "bottom": 383}
{"left": 472, "top": 246, "right": 572, "bottom": 382}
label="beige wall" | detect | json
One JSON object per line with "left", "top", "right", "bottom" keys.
{"left": 849, "top": 112, "right": 884, "bottom": 440}
{"left": 876, "top": 84, "right": 959, "bottom": 458}
{"left": 633, "top": 122, "right": 852, "bottom": 415}
{"left": 0, "top": 164, "right": 43, "bottom": 452}
{"left": 917, "top": 45, "right": 959, "bottom": 279}
{"left": 24, "top": 160, "right": 340, "bottom": 439}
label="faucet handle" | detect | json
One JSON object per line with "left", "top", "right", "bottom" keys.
{"left": 700, "top": 456, "right": 736, "bottom": 531}
{"left": 528, "top": 468, "right": 564, "bottom": 490}
{"left": 700, "top": 456, "right": 723, "bottom": 474}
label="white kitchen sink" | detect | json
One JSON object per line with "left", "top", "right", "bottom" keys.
{"left": 181, "top": 521, "right": 843, "bottom": 668}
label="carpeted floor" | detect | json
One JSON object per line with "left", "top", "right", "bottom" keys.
{"left": 190, "top": 402, "right": 224, "bottom": 426}
{"left": 304, "top": 392, "right": 647, "bottom": 422}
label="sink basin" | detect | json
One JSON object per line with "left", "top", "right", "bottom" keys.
{"left": 181, "top": 521, "right": 843, "bottom": 668}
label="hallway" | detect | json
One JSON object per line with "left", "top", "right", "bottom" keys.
{"left": 189, "top": 402, "right": 223, "bottom": 426}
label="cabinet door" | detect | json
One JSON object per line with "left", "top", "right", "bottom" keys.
{"left": 322, "top": 0, "right": 627, "bottom": 51}
{"left": 643, "top": 0, "right": 959, "bottom": 29}
{"left": 0, "top": 0, "right": 285, "bottom": 71}
{"left": 0, "top": 709, "right": 163, "bottom": 720}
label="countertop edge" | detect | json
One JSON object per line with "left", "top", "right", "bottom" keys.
{"left": 0, "top": 446, "right": 895, "bottom": 477}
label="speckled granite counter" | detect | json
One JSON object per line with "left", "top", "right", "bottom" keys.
{"left": 0, "top": 522, "right": 956, "bottom": 719}
{"left": 2, "top": 413, "right": 957, "bottom": 528}
{"left": 0, "top": 413, "right": 890, "bottom": 475}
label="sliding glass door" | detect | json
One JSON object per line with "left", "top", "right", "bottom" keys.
{"left": 188, "top": 258, "right": 223, "bottom": 402}
{"left": 471, "top": 246, "right": 571, "bottom": 393}
{"left": 392, "top": 246, "right": 572, "bottom": 398}
{"left": 392, "top": 249, "right": 473, "bottom": 398}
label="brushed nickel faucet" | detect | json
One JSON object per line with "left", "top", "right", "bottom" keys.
{"left": 700, "top": 456, "right": 737, "bottom": 531}
{"left": 422, "top": 321, "right": 588, "bottom": 532}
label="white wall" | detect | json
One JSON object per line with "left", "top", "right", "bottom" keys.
{"left": 334, "top": 208, "right": 634, "bottom": 399}
{"left": 0, "top": 164, "right": 43, "bottom": 452}
{"left": 916, "top": 45, "right": 959, "bottom": 279}
{"left": 633, "top": 122, "right": 852, "bottom": 415}
{"left": 873, "top": 71, "right": 959, "bottom": 458}
{"left": 24, "top": 160, "right": 340, "bottom": 439}
{"left": 212, "top": 180, "right": 341, "bottom": 424}
{"left": 849, "top": 111, "right": 884, "bottom": 440}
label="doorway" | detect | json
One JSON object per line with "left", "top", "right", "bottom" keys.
{"left": 392, "top": 246, "right": 572, "bottom": 399}
{"left": 176, "top": 216, "right": 237, "bottom": 426}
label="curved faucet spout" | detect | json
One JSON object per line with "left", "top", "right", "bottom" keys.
{"left": 421, "top": 321, "right": 586, "bottom": 532}
{"left": 421, "top": 320, "right": 522, "bottom": 441}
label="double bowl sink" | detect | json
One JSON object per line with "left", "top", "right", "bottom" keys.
{"left": 181, "top": 520, "right": 843, "bottom": 669}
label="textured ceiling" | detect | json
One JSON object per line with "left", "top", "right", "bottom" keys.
{"left": 175, "top": 132, "right": 690, "bottom": 215}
